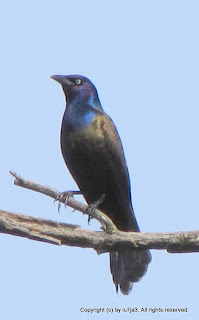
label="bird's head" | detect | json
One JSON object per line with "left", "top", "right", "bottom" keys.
{"left": 51, "top": 74, "right": 102, "bottom": 110}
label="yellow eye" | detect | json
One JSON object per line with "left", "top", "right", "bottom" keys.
{"left": 75, "top": 79, "right": 82, "bottom": 85}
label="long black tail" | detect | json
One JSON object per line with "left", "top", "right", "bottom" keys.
{"left": 110, "top": 248, "right": 151, "bottom": 295}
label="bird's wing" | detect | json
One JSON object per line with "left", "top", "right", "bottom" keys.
{"left": 89, "top": 112, "right": 132, "bottom": 200}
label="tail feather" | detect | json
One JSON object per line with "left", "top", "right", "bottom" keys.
{"left": 110, "top": 249, "right": 151, "bottom": 295}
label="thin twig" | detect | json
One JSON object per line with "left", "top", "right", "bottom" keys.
{"left": 9, "top": 171, "right": 116, "bottom": 231}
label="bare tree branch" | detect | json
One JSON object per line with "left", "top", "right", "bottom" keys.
{"left": 9, "top": 171, "right": 116, "bottom": 231}
{"left": 1, "top": 209, "right": 199, "bottom": 253}
{"left": 0, "top": 171, "right": 197, "bottom": 253}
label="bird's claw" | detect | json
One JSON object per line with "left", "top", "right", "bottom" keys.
{"left": 54, "top": 190, "right": 81, "bottom": 212}
{"left": 84, "top": 194, "right": 106, "bottom": 224}
{"left": 85, "top": 204, "right": 95, "bottom": 224}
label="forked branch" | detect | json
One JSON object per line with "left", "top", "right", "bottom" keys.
{"left": 0, "top": 171, "right": 198, "bottom": 254}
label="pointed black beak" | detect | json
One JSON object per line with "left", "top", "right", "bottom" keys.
{"left": 51, "top": 75, "right": 73, "bottom": 86}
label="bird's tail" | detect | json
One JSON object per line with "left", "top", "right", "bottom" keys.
{"left": 110, "top": 248, "right": 151, "bottom": 295}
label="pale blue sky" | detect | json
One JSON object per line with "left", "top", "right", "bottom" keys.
{"left": 0, "top": 1, "right": 199, "bottom": 319}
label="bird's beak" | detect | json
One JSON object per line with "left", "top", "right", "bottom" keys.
{"left": 51, "top": 75, "right": 73, "bottom": 86}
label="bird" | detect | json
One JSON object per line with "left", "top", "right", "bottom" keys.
{"left": 51, "top": 74, "right": 151, "bottom": 295}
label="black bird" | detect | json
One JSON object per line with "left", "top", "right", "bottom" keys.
{"left": 51, "top": 74, "right": 151, "bottom": 295}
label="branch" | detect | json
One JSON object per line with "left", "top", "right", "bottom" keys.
{"left": 1, "top": 171, "right": 197, "bottom": 253}
{"left": 9, "top": 171, "right": 116, "bottom": 231}
{"left": 0, "top": 209, "right": 199, "bottom": 253}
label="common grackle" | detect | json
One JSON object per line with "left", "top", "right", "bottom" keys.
{"left": 51, "top": 74, "right": 151, "bottom": 295}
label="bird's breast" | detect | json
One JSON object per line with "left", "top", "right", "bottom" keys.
{"left": 63, "top": 113, "right": 107, "bottom": 151}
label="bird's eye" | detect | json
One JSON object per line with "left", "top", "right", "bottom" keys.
{"left": 75, "top": 79, "right": 82, "bottom": 85}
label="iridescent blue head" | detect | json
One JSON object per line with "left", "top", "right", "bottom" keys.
{"left": 51, "top": 74, "right": 102, "bottom": 111}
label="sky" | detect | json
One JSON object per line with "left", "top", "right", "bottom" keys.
{"left": 0, "top": 0, "right": 199, "bottom": 319}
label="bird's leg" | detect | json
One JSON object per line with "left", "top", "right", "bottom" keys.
{"left": 85, "top": 194, "right": 106, "bottom": 224}
{"left": 54, "top": 190, "right": 82, "bottom": 212}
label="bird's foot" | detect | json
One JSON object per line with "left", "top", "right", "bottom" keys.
{"left": 85, "top": 194, "right": 106, "bottom": 224}
{"left": 54, "top": 190, "right": 82, "bottom": 212}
